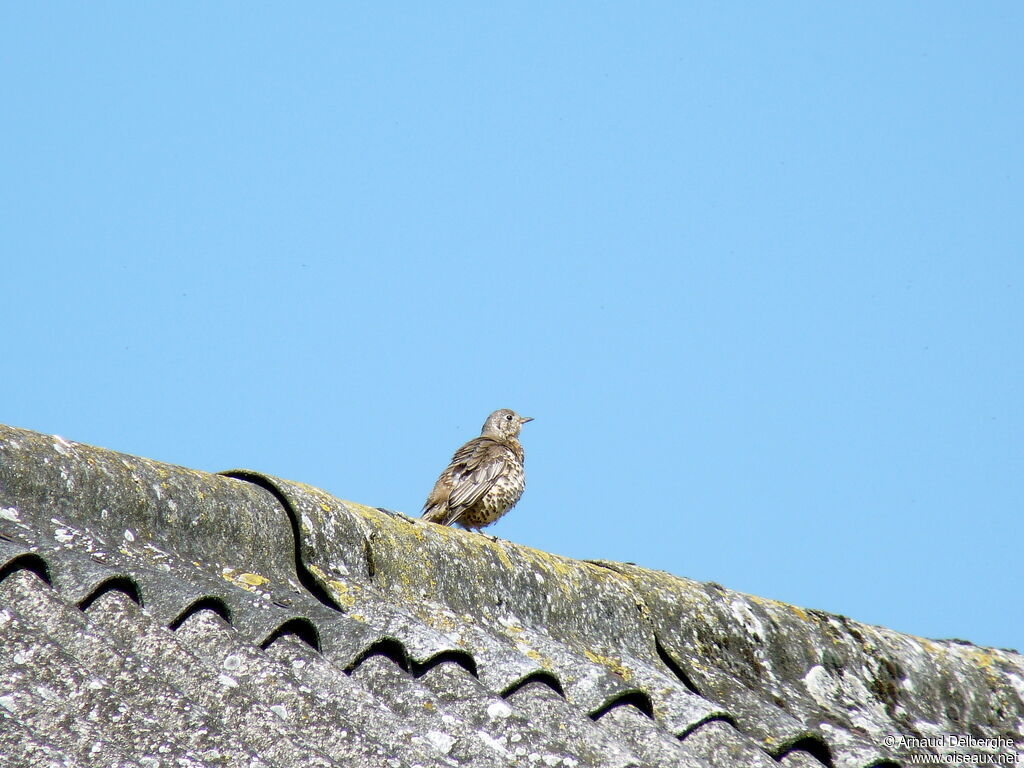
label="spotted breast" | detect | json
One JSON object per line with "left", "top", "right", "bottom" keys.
{"left": 421, "top": 409, "right": 532, "bottom": 532}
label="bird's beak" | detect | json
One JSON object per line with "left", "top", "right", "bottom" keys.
{"left": 520, "top": 416, "right": 534, "bottom": 424}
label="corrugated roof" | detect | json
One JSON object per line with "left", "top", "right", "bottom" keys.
{"left": 0, "top": 423, "right": 1021, "bottom": 767}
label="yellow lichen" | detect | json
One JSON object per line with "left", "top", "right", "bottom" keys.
{"left": 220, "top": 568, "right": 269, "bottom": 592}
{"left": 583, "top": 649, "right": 633, "bottom": 682}
{"left": 340, "top": 499, "right": 381, "bottom": 519}
{"left": 488, "top": 540, "right": 514, "bottom": 570}
{"left": 789, "top": 605, "right": 810, "bottom": 621}
{"left": 327, "top": 580, "right": 357, "bottom": 608}
{"left": 237, "top": 573, "right": 269, "bottom": 587}
{"left": 532, "top": 652, "right": 555, "bottom": 669}
{"left": 920, "top": 639, "right": 945, "bottom": 657}
{"left": 420, "top": 612, "right": 459, "bottom": 633}
{"left": 968, "top": 648, "right": 994, "bottom": 669}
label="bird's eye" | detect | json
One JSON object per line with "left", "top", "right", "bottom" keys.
{"left": 505, "top": 414, "right": 513, "bottom": 420}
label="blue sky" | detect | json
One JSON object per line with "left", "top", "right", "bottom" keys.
{"left": 3, "top": 4, "right": 1021, "bottom": 651}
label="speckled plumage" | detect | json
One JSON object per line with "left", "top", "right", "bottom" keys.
{"left": 421, "top": 409, "right": 532, "bottom": 532}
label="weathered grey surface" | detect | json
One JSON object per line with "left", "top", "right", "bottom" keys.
{"left": 0, "top": 422, "right": 1021, "bottom": 767}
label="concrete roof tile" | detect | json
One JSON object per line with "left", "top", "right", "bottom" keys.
{"left": 1, "top": 422, "right": 1021, "bottom": 767}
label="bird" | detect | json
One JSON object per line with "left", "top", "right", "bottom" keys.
{"left": 421, "top": 409, "right": 533, "bottom": 532}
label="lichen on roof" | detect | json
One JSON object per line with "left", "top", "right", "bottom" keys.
{"left": 0, "top": 422, "right": 1021, "bottom": 768}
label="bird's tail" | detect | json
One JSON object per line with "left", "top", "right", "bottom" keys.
{"left": 421, "top": 504, "right": 447, "bottom": 524}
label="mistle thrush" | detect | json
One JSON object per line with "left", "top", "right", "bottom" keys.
{"left": 421, "top": 409, "right": 533, "bottom": 532}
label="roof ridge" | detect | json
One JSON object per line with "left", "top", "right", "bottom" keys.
{"left": 1, "top": 422, "right": 1021, "bottom": 767}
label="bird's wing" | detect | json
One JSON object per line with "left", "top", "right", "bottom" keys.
{"left": 442, "top": 439, "right": 509, "bottom": 526}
